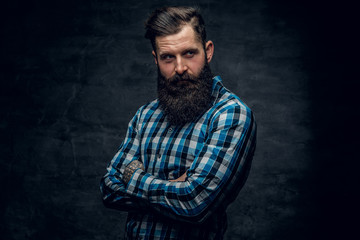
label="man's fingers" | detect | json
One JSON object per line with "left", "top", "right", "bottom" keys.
{"left": 169, "top": 172, "right": 187, "bottom": 182}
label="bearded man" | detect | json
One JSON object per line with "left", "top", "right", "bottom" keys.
{"left": 100, "top": 6, "right": 257, "bottom": 240}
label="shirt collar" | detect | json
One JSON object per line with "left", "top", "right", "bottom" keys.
{"left": 211, "top": 75, "right": 223, "bottom": 104}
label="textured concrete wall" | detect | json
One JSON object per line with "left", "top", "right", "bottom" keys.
{"left": 1, "top": 0, "right": 357, "bottom": 239}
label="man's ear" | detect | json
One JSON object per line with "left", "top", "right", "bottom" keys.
{"left": 205, "top": 41, "right": 214, "bottom": 63}
{"left": 152, "top": 50, "right": 158, "bottom": 65}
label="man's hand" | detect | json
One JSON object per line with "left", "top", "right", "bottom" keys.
{"left": 169, "top": 172, "right": 187, "bottom": 182}
{"left": 123, "top": 160, "right": 144, "bottom": 185}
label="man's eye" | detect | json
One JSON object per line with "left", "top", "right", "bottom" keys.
{"left": 185, "top": 51, "right": 194, "bottom": 57}
{"left": 161, "top": 55, "right": 173, "bottom": 60}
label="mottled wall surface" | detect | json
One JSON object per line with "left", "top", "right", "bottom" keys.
{"left": 1, "top": 0, "right": 357, "bottom": 239}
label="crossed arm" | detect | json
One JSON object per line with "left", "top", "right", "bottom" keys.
{"left": 100, "top": 106, "right": 256, "bottom": 223}
{"left": 123, "top": 160, "right": 186, "bottom": 184}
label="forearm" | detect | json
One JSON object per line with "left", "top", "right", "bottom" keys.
{"left": 119, "top": 159, "right": 203, "bottom": 221}
{"left": 100, "top": 134, "right": 143, "bottom": 210}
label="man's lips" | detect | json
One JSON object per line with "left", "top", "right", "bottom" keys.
{"left": 174, "top": 79, "right": 195, "bottom": 87}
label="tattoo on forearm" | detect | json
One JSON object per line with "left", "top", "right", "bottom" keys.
{"left": 123, "top": 160, "right": 144, "bottom": 184}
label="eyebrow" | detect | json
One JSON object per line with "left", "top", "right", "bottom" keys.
{"left": 181, "top": 48, "right": 199, "bottom": 55}
{"left": 159, "top": 48, "right": 200, "bottom": 58}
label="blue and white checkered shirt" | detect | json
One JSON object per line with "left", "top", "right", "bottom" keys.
{"left": 100, "top": 76, "right": 257, "bottom": 240}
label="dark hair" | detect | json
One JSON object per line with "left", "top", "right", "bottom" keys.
{"left": 145, "top": 6, "right": 207, "bottom": 52}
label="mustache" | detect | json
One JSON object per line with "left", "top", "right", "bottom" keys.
{"left": 168, "top": 72, "right": 197, "bottom": 84}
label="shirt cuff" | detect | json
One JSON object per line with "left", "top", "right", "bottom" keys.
{"left": 125, "top": 168, "right": 155, "bottom": 200}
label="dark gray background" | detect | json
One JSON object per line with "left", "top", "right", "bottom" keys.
{"left": 1, "top": 0, "right": 358, "bottom": 239}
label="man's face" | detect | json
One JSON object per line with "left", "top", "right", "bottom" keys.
{"left": 152, "top": 24, "right": 214, "bottom": 80}
{"left": 153, "top": 24, "right": 215, "bottom": 126}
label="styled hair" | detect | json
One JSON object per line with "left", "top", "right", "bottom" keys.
{"left": 145, "top": 6, "right": 207, "bottom": 52}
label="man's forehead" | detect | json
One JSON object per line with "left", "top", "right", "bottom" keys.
{"left": 155, "top": 25, "right": 202, "bottom": 53}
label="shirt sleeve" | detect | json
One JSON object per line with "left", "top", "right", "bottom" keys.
{"left": 100, "top": 107, "right": 148, "bottom": 212}
{"left": 125, "top": 102, "right": 257, "bottom": 223}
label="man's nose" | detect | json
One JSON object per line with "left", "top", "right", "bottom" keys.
{"left": 175, "top": 58, "right": 188, "bottom": 75}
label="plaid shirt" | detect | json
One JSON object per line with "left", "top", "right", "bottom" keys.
{"left": 100, "top": 76, "right": 257, "bottom": 240}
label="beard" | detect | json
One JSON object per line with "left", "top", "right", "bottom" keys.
{"left": 157, "top": 61, "right": 214, "bottom": 126}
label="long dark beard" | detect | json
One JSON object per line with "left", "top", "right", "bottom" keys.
{"left": 157, "top": 62, "right": 214, "bottom": 126}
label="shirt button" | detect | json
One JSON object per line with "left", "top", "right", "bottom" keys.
{"left": 168, "top": 127, "right": 173, "bottom": 132}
